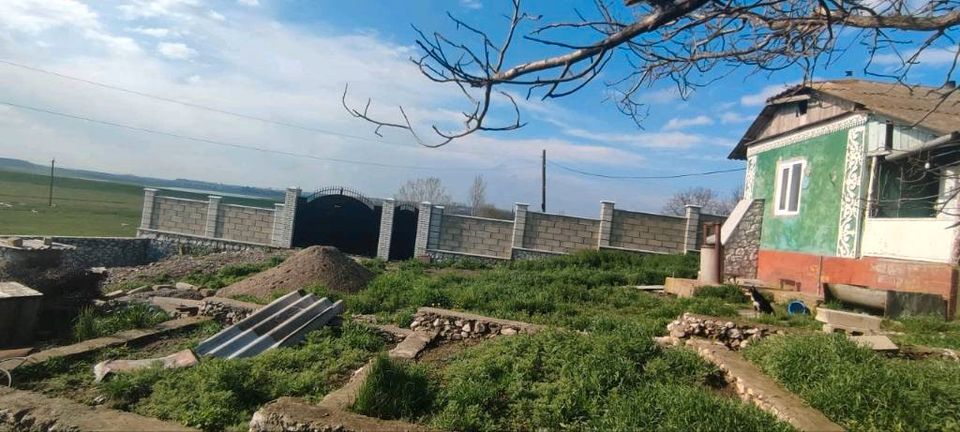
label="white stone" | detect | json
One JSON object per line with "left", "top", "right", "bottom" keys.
{"left": 500, "top": 328, "right": 518, "bottom": 336}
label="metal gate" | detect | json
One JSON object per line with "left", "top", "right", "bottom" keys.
{"left": 389, "top": 203, "right": 419, "bottom": 260}
{"left": 292, "top": 187, "right": 381, "bottom": 256}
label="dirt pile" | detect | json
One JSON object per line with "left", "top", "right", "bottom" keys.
{"left": 216, "top": 246, "right": 373, "bottom": 299}
{"left": 102, "top": 250, "right": 288, "bottom": 288}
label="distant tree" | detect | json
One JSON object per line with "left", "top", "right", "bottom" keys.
{"left": 467, "top": 175, "right": 487, "bottom": 216}
{"left": 396, "top": 177, "right": 452, "bottom": 205}
{"left": 663, "top": 186, "right": 742, "bottom": 216}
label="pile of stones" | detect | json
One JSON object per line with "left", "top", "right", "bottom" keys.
{"left": 409, "top": 312, "right": 522, "bottom": 341}
{"left": 198, "top": 300, "right": 251, "bottom": 325}
{"left": 665, "top": 313, "right": 782, "bottom": 350}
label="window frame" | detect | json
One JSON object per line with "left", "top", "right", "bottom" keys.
{"left": 774, "top": 158, "right": 806, "bottom": 216}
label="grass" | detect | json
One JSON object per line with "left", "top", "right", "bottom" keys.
{"left": 184, "top": 255, "right": 286, "bottom": 290}
{"left": 99, "top": 322, "right": 385, "bottom": 431}
{"left": 353, "top": 354, "right": 436, "bottom": 421}
{"left": 885, "top": 314, "right": 960, "bottom": 350}
{"left": 73, "top": 304, "right": 170, "bottom": 341}
{"left": 744, "top": 333, "right": 960, "bottom": 432}
{"left": 694, "top": 285, "right": 749, "bottom": 304}
{"left": 427, "top": 329, "right": 790, "bottom": 432}
{"left": 0, "top": 170, "right": 144, "bottom": 236}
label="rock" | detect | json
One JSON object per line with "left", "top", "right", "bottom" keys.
{"left": 127, "top": 285, "right": 152, "bottom": 295}
{"left": 500, "top": 328, "right": 518, "bottom": 336}
{"left": 152, "top": 284, "right": 174, "bottom": 291}
{"left": 461, "top": 323, "right": 473, "bottom": 333}
{"left": 475, "top": 322, "right": 487, "bottom": 334}
{"left": 103, "top": 290, "right": 125, "bottom": 299}
{"left": 92, "top": 395, "right": 107, "bottom": 405}
{"left": 433, "top": 318, "right": 442, "bottom": 327}
{"left": 175, "top": 282, "right": 198, "bottom": 291}
{"left": 200, "top": 289, "right": 217, "bottom": 298}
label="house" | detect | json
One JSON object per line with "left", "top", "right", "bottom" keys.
{"left": 721, "top": 79, "right": 960, "bottom": 318}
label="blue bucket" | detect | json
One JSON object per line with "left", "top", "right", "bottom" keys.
{"left": 786, "top": 300, "right": 809, "bottom": 315}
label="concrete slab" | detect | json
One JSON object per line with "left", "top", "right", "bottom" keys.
{"left": 665, "top": 277, "right": 701, "bottom": 298}
{"left": 0, "top": 387, "right": 196, "bottom": 431}
{"left": 850, "top": 335, "right": 898, "bottom": 351}
{"left": 686, "top": 338, "right": 844, "bottom": 432}
{"left": 634, "top": 285, "right": 665, "bottom": 291}
{"left": 26, "top": 316, "right": 210, "bottom": 364}
{"left": 390, "top": 330, "right": 438, "bottom": 360}
{"left": 151, "top": 296, "right": 203, "bottom": 315}
{"left": 0, "top": 282, "right": 42, "bottom": 348}
{"left": 815, "top": 308, "right": 882, "bottom": 332}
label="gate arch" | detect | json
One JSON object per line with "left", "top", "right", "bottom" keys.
{"left": 293, "top": 187, "right": 381, "bottom": 256}
{"left": 389, "top": 203, "right": 419, "bottom": 260}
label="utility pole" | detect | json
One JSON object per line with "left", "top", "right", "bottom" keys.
{"left": 541, "top": 149, "right": 546, "bottom": 212}
{"left": 48, "top": 158, "right": 55, "bottom": 207}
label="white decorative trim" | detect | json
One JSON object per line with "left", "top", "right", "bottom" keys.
{"left": 746, "top": 114, "right": 868, "bottom": 158}
{"left": 743, "top": 156, "right": 757, "bottom": 200}
{"left": 836, "top": 125, "right": 867, "bottom": 258}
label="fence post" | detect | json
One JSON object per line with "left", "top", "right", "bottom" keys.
{"left": 511, "top": 203, "right": 529, "bottom": 250}
{"left": 683, "top": 205, "right": 702, "bottom": 254}
{"left": 414, "top": 201, "right": 433, "bottom": 257}
{"left": 204, "top": 196, "right": 221, "bottom": 238}
{"left": 140, "top": 188, "right": 157, "bottom": 230}
{"left": 377, "top": 199, "right": 395, "bottom": 261}
{"left": 598, "top": 201, "right": 615, "bottom": 249}
{"left": 271, "top": 187, "right": 299, "bottom": 248}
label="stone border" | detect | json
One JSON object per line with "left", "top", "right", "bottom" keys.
{"left": 410, "top": 307, "right": 544, "bottom": 341}
{"left": 684, "top": 338, "right": 844, "bottom": 432}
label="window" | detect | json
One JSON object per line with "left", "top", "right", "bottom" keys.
{"left": 796, "top": 100, "right": 808, "bottom": 116}
{"left": 872, "top": 157, "right": 939, "bottom": 218}
{"left": 775, "top": 159, "right": 805, "bottom": 215}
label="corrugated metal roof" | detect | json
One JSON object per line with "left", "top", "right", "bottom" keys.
{"left": 195, "top": 290, "right": 344, "bottom": 359}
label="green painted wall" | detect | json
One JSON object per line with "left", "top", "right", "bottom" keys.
{"left": 754, "top": 129, "right": 849, "bottom": 255}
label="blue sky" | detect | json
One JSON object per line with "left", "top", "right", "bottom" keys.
{"left": 0, "top": 0, "right": 955, "bottom": 216}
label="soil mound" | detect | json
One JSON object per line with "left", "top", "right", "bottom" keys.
{"left": 216, "top": 246, "right": 373, "bottom": 299}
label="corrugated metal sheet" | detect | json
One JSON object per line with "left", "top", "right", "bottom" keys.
{"left": 195, "top": 290, "right": 344, "bottom": 359}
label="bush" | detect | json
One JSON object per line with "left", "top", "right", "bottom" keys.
{"left": 73, "top": 304, "right": 169, "bottom": 341}
{"left": 693, "top": 285, "right": 748, "bottom": 304}
{"left": 744, "top": 333, "right": 960, "bottom": 431}
{"left": 353, "top": 354, "right": 436, "bottom": 420}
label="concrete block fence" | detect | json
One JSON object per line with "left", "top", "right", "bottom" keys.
{"left": 138, "top": 187, "right": 299, "bottom": 250}
{"left": 417, "top": 201, "right": 713, "bottom": 262}
{"left": 138, "top": 186, "right": 719, "bottom": 261}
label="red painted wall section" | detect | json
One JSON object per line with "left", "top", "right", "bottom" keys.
{"left": 757, "top": 249, "right": 958, "bottom": 317}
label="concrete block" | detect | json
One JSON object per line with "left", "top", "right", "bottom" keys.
{"left": 849, "top": 335, "right": 898, "bottom": 351}
{"left": 0, "top": 282, "right": 43, "bottom": 348}
{"left": 815, "top": 308, "right": 882, "bottom": 332}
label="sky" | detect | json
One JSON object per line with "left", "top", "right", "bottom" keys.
{"left": 0, "top": 0, "right": 955, "bottom": 217}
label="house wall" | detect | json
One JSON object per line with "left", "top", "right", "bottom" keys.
{"left": 608, "top": 210, "right": 686, "bottom": 254}
{"left": 522, "top": 212, "right": 600, "bottom": 254}
{"left": 757, "top": 249, "right": 957, "bottom": 318}
{"left": 753, "top": 128, "right": 849, "bottom": 255}
{"left": 755, "top": 95, "right": 855, "bottom": 141}
{"left": 436, "top": 214, "right": 513, "bottom": 258}
{"left": 861, "top": 218, "right": 959, "bottom": 263}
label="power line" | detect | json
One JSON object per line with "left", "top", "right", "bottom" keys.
{"left": 0, "top": 100, "right": 509, "bottom": 172}
{"left": 0, "top": 58, "right": 540, "bottom": 163}
{"left": 547, "top": 160, "right": 745, "bottom": 179}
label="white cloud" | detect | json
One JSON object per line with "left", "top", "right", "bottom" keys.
{"left": 640, "top": 86, "right": 684, "bottom": 104}
{"left": 207, "top": 10, "right": 226, "bottom": 21}
{"left": 0, "top": 0, "right": 98, "bottom": 34}
{"left": 720, "top": 112, "right": 754, "bottom": 124}
{"left": 564, "top": 128, "right": 706, "bottom": 150}
{"left": 129, "top": 27, "right": 171, "bottom": 38}
{"left": 740, "top": 82, "right": 797, "bottom": 107}
{"left": 157, "top": 42, "right": 197, "bottom": 59}
{"left": 460, "top": 0, "right": 482, "bottom": 9}
{"left": 117, "top": 0, "right": 200, "bottom": 20}
{"left": 874, "top": 45, "right": 960, "bottom": 67}
{"left": 663, "top": 115, "right": 713, "bottom": 131}
{"left": 237, "top": 0, "right": 260, "bottom": 5}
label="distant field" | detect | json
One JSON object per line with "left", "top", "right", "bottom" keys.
{"left": 0, "top": 170, "right": 279, "bottom": 237}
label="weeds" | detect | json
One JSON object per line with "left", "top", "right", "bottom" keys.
{"left": 744, "top": 333, "right": 960, "bottom": 431}
{"left": 353, "top": 354, "right": 436, "bottom": 420}
{"left": 73, "top": 304, "right": 169, "bottom": 341}
{"left": 694, "top": 285, "right": 749, "bottom": 304}
{"left": 102, "top": 322, "right": 384, "bottom": 431}
{"left": 886, "top": 314, "right": 960, "bottom": 350}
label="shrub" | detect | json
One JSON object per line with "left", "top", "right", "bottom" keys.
{"left": 353, "top": 354, "right": 436, "bottom": 420}
{"left": 694, "top": 285, "right": 748, "bottom": 304}
{"left": 744, "top": 333, "right": 960, "bottom": 431}
{"left": 73, "top": 304, "right": 169, "bottom": 341}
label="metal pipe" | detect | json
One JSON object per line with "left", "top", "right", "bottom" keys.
{"left": 886, "top": 131, "right": 960, "bottom": 161}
